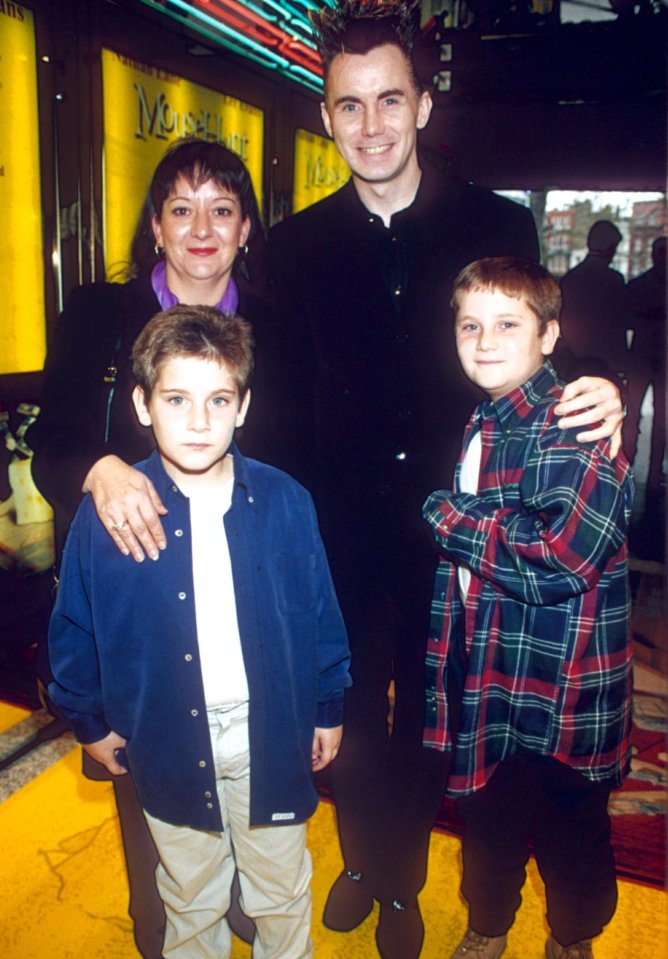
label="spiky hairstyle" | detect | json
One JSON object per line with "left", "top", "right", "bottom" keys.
{"left": 310, "top": 0, "right": 422, "bottom": 87}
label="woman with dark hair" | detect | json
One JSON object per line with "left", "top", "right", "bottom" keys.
{"left": 30, "top": 137, "right": 294, "bottom": 958}
{"left": 32, "top": 137, "right": 274, "bottom": 561}
{"left": 128, "top": 137, "right": 266, "bottom": 292}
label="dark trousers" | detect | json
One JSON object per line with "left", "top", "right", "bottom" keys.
{"left": 456, "top": 753, "right": 618, "bottom": 947}
{"left": 320, "top": 534, "right": 452, "bottom": 903}
{"left": 112, "top": 771, "right": 167, "bottom": 959}
{"left": 624, "top": 364, "right": 665, "bottom": 491}
{"left": 83, "top": 748, "right": 166, "bottom": 958}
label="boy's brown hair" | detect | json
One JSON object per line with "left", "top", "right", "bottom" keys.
{"left": 131, "top": 305, "right": 254, "bottom": 401}
{"left": 451, "top": 257, "right": 562, "bottom": 334}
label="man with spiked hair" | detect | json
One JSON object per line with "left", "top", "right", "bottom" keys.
{"left": 267, "top": 3, "right": 624, "bottom": 957}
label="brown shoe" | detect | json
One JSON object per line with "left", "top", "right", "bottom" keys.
{"left": 546, "top": 935, "right": 594, "bottom": 959}
{"left": 450, "top": 927, "right": 507, "bottom": 958}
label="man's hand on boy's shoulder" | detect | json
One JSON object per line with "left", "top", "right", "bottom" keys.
{"left": 311, "top": 726, "right": 343, "bottom": 772}
{"left": 82, "top": 730, "right": 129, "bottom": 776}
{"left": 554, "top": 376, "right": 624, "bottom": 456}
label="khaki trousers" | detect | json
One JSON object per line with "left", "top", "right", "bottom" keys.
{"left": 144, "top": 703, "right": 313, "bottom": 959}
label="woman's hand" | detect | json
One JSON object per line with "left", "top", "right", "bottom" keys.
{"left": 554, "top": 376, "right": 624, "bottom": 457}
{"left": 83, "top": 455, "right": 168, "bottom": 562}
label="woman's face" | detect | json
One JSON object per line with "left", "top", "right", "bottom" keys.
{"left": 152, "top": 175, "right": 251, "bottom": 300}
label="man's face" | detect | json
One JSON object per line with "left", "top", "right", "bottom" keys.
{"left": 455, "top": 288, "right": 559, "bottom": 401}
{"left": 320, "top": 43, "right": 432, "bottom": 188}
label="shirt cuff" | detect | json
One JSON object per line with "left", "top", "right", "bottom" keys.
{"left": 316, "top": 694, "right": 344, "bottom": 728}
{"left": 67, "top": 712, "right": 112, "bottom": 745}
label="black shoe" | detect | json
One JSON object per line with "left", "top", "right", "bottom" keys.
{"left": 323, "top": 869, "right": 374, "bottom": 932}
{"left": 376, "top": 898, "right": 424, "bottom": 959}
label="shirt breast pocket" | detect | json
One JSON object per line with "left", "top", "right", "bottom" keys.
{"left": 275, "top": 552, "right": 318, "bottom": 613}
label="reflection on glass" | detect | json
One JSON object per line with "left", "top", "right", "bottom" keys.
{"left": 496, "top": 189, "right": 666, "bottom": 279}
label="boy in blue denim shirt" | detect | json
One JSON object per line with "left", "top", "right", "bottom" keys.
{"left": 49, "top": 305, "right": 351, "bottom": 959}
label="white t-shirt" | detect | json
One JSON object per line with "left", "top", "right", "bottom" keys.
{"left": 457, "top": 427, "right": 482, "bottom": 602}
{"left": 189, "top": 477, "right": 249, "bottom": 708}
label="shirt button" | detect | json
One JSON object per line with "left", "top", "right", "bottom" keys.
{"left": 175, "top": 529, "right": 184, "bottom": 537}
{"left": 178, "top": 591, "right": 186, "bottom": 600}
{"left": 204, "top": 791, "right": 212, "bottom": 798}
{"left": 248, "top": 495, "right": 254, "bottom": 504}
{"left": 170, "top": 484, "right": 178, "bottom": 492}
{"left": 185, "top": 653, "right": 193, "bottom": 662}
{"left": 206, "top": 802, "right": 213, "bottom": 809}
{"left": 395, "top": 451, "right": 407, "bottom": 461}
{"left": 394, "top": 286, "right": 402, "bottom": 296}
{"left": 198, "top": 760, "right": 206, "bottom": 768}
{"left": 191, "top": 709, "right": 199, "bottom": 717}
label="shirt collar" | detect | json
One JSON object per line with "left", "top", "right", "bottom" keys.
{"left": 150, "top": 260, "right": 239, "bottom": 314}
{"left": 342, "top": 161, "right": 463, "bottom": 231}
{"left": 344, "top": 166, "right": 428, "bottom": 230}
{"left": 143, "top": 441, "right": 252, "bottom": 501}
{"left": 484, "top": 361, "right": 560, "bottom": 431}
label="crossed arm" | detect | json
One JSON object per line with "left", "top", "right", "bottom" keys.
{"left": 423, "top": 435, "right": 629, "bottom": 606}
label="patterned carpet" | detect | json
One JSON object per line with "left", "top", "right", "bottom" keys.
{"left": 608, "top": 687, "right": 667, "bottom": 887}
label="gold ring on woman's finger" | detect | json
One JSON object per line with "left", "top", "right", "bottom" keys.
{"left": 111, "top": 521, "right": 128, "bottom": 531}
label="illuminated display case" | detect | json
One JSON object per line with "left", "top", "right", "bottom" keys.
{"left": 0, "top": 5, "right": 45, "bottom": 375}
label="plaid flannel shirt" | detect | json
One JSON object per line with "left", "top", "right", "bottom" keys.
{"left": 423, "top": 362, "right": 634, "bottom": 795}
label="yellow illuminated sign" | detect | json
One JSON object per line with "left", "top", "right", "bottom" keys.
{"left": 293, "top": 128, "right": 350, "bottom": 214}
{"left": 102, "top": 49, "right": 264, "bottom": 276}
{"left": 0, "top": 4, "right": 45, "bottom": 374}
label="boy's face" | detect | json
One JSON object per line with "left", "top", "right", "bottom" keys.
{"left": 132, "top": 355, "right": 250, "bottom": 486}
{"left": 455, "top": 287, "right": 559, "bottom": 401}
{"left": 320, "top": 43, "right": 432, "bottom": 189}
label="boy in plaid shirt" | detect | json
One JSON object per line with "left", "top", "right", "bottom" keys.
{"left": 422, "top": 257, "right": 633, "bottom": 959}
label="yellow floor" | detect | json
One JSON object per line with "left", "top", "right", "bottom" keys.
{"left": 0, "top": 702, "right": 33, "bottom": 729}
{"left": 1, "top": 704, "right": 666, "bottom": 958}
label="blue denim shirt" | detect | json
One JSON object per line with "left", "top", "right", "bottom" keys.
{"left": 48, "top": 446, "right": 351, "bottom": 831}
